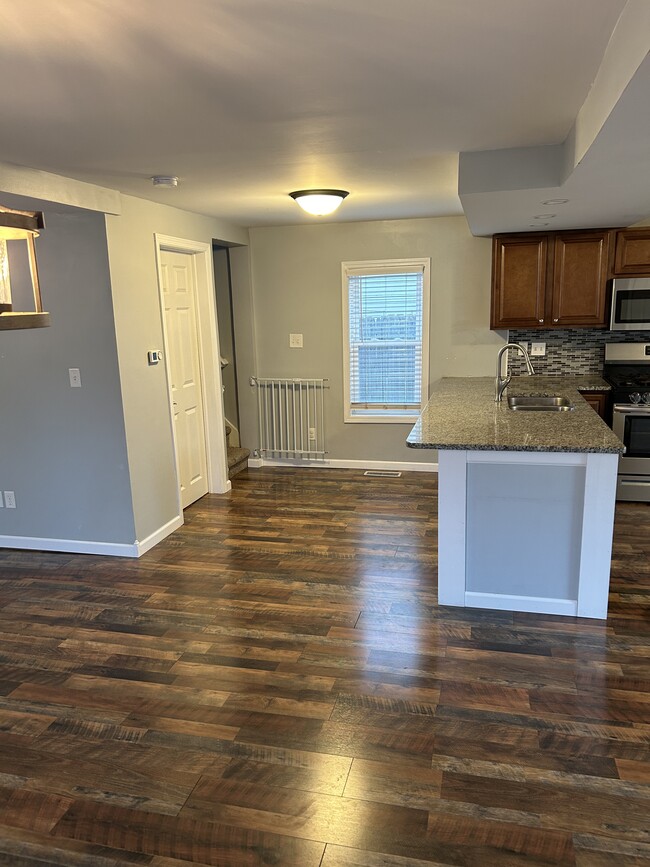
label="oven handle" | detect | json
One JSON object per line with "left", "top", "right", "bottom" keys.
{"left": 613, "top": 404, "right": 650, "bottom": 415}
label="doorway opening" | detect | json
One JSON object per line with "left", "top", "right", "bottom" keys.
{"left": 214, "top": 244, "right": 250, "bottom": 480}
{"left": 154, "top": 235, "right": 229, "bottom": 512}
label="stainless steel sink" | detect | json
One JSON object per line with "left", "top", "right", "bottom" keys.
{"left": 507, "top": 396, "right": 574, "bottom": 412}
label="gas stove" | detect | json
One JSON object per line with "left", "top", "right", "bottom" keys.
{"left": 602, "top": 344, "right": 650, "bottom": 404}
{"left": 602, "top": 343, "right": 650, "bottom": 502}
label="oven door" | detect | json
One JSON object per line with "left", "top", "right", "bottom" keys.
{"left": 613, "top": 404, "right": 650, "bottom": 500}
{"left": 613, "top": 404, "right": 650, "bottom": 468}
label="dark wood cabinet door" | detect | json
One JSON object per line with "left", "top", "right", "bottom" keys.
{"left": 613, "top": 228, "right": 650, "bottom": 275}
{"left": 582, "top": 391, "right": 608, "bottom": 418}
{"left": 550, "top": 231, "right": 611, "bottom": 327}
{"left": 491, "top": 235, "right": 548, "bottom": 329}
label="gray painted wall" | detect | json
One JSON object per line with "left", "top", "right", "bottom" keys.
{"left": 246, "top": 217, "right": 500, "bottom": 462}
{"left": 0, "top": 203, "right": 136, "bottom": 544}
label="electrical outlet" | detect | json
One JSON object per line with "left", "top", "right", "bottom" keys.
{"left": 531, "top": 342, "right": 546, "bottom": 357}
{"left": 4, "top": 491, "right": 16, "bottom": 509}
{"left": 69, "top": 368, "right": 82, "bottom": 387}
{"left": 289, "top": 333, "right": 303, "bottom": 348}
{"left": 518, "top": 342, "right": 528, "bottom": 354}
{"left": 308, "top": 427, "right": 316, "bottom": 440}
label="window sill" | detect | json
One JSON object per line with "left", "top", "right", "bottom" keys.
{"left": 345, "top": 413, "right": 420, "bottom": 424}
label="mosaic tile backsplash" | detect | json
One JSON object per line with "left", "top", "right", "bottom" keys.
{"left": 507, "top": 328, "right": 650, "bottom": 375}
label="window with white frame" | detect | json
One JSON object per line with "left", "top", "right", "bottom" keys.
{"left": 342, "top": 259, "right": 430, "bottom": 422}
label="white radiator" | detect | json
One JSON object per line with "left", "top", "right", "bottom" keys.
{"left": 251, "top": 377, "right": 328, "bottom": 459}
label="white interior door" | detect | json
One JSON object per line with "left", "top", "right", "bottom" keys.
{"left": 160, "top": 250, "right": 209, "bottom": 509}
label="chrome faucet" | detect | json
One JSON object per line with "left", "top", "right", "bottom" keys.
{"left": 495, "top": 342, "right": 535, "bottom": 402}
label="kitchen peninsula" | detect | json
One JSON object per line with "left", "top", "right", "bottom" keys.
{"left": 408, "top": 376, "right": 624, "bottom": 619}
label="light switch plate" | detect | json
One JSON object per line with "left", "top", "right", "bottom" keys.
{"left": 531, "top": 342, "right": 546, "bottom": 357}
{"left": 289, "top": 333, "right": 303, "bottom": 348}
{"left": 69, "top": 368, "right": 82, "bottom": 387}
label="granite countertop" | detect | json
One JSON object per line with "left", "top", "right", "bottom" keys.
{"left": 407, "top": 375, "right": 624, "bottom": 454}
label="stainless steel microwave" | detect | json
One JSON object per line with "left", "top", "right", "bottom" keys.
{"left": 610, "top": 277, "right": 650, "bottom": 331}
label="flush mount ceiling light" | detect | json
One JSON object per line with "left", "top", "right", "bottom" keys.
{"left": 151, "top": 176, "right": 179, "bottom": 187}
{"left": 289, "top": 189, "right": 349, "bottom": 216}
{"left": 0, "top": 205, "right": 49, "bottom": 331}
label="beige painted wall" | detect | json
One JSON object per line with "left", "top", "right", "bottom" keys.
{"left": 105, "top": 195, "right": 247, "bottom": 542}
{"left": 247, "top": 216, "right": 500, "bottom": 463}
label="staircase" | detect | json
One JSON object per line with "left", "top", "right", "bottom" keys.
{"left": 226, "top": 424, "right": 250, "bottom": 480}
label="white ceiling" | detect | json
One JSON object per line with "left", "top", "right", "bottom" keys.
{"left": 0, "top": 0, "right": 640, "bottom": 230}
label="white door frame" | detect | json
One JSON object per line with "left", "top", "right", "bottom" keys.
{"left": 154, "top": 234, "right": 230, "bottom": 507}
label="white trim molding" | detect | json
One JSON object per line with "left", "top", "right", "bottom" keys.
{"left": 437, "top": 449, "right": 619, "bottom": 620}
{"left": 0, "top": 535, "right": 139, "bottom": 558}
{"left": 248, "top": 457, "right": 438, "bottom": 473}
{"left": 135, "top": 514, "right": 184, "bottom": 556}
{"left": 465, "top": 592, "right": 578, "bottom": 617}
{"left": 342, "top": 258, "right": 431, "bottom": 424}
{"left": 154, "top": 234, "right": 230, "bottom": 504}
{"left": 0, "top": 513, "right": 186, "bottom": 559}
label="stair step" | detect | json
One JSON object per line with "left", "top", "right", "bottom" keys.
{"left": 227, "top": 445, "right": 250, "bottom": 479}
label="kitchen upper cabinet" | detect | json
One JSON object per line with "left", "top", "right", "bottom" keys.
{"left": 551, "top": 231, "right": 611, "bottom": 327}
{"left": 491, "top": 229, "right": 613, "bottom": 330}
{"left": 491, "top": 234, "right": 548, "bottom": 328}
{"left": 613, "top": 228, "right": 650, "bottom": 275}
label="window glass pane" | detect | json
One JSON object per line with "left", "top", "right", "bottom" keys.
{"left": 356, "top": 344, "right": 420, "bottom": 404}
{"left": 348, "top": 269, "right": 423, "bottom": 410}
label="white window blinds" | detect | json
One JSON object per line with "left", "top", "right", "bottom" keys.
{"left": 345, "top": 262, "right": 428, "bottom": 417}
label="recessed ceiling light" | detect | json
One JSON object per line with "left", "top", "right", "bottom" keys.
{"left": 151, "top": 176, "right": 179, "bottom": 187}
{"left": 533, "top": 214, "right": 556, "bottom": 219}
{"left": 542, "top": 199, "right": 569, "bottom": 205}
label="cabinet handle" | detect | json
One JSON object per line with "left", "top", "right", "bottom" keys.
{"left": 539, "top": 319, "right": 544, "bottom": 323}
{"left": 553, "top": 318, "right": 559, "bottom": 323}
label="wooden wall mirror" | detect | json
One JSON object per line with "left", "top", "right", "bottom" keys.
{"left": 0, "top": 205, "right": 49, "bottom": 330}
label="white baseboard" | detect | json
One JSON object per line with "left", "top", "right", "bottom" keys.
{"left": 0, "top": 513, "right": 185, "bottom": 559}
{"left": 464, "top": 591, "right": 578, "bottom": 617}
{"left": 0, "top": 534, "right": 140, "bottom": 558}
{"left": 136, "top": 514, "right": 184, "bottom": 556}
{"left": 247, "top": 457, "right": 438, "bottom": 473}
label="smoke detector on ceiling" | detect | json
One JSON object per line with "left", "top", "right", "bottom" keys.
{"left": 151, "top": 176, "right": 179, "bottom": 188}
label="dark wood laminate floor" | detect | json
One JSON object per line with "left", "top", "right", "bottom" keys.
{"left": 0, "top": 467, "right": 648, "bottom": 866}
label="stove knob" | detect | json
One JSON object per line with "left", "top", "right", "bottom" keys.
{"left": 643, "top": 393, "right": 650, "bottom": 405}
{"left": 630, "top": 392, "right": 642, "bottom": 404}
